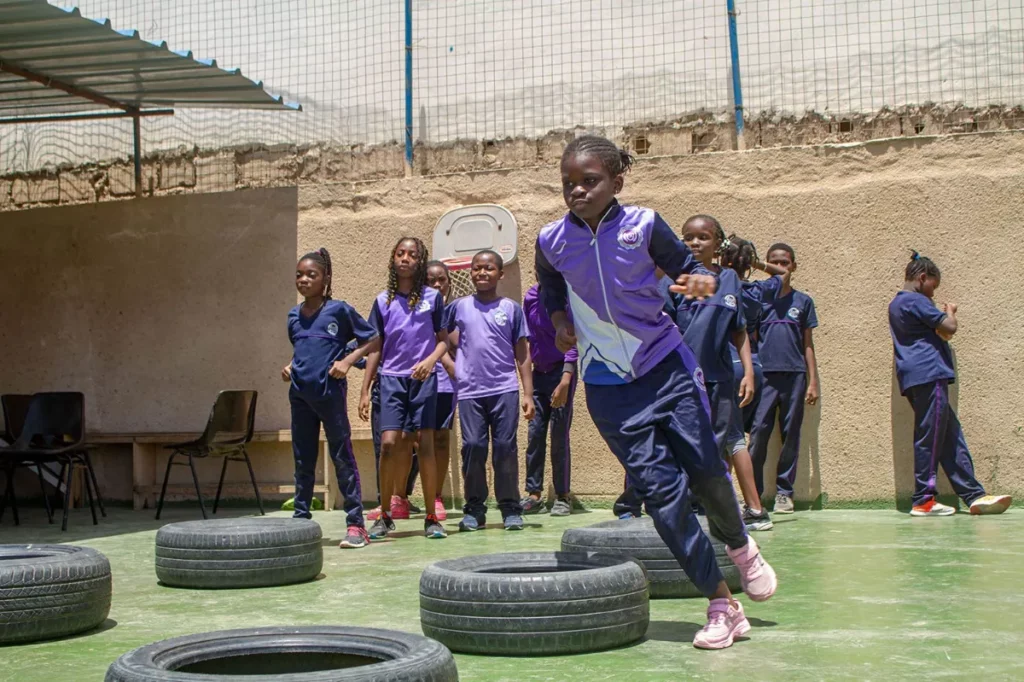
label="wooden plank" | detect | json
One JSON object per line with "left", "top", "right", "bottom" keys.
{"left": 135, "top": 482, "right": 326, "bottom": 498}
{"left": 87, "top": 427, "right": 373, "bottom": 445}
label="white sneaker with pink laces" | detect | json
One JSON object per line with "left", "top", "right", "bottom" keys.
{"left": 725, "top": 536, "right": 777, "bottom": 602}
{"left": 693, "top": 598, "right": 750, "bottom": 649}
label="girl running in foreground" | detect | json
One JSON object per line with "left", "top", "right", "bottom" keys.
{"left": 535, "top": 135, "right": 776, "bottom": 649}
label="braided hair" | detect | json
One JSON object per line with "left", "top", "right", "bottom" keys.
{"left": 562, "top": 135, "right": 635, "bottom": 176}
{"left": 386, "top": 236, "right": 429, "bottom": 309}
{"left": 905, "top": 250, "right": 940, "bottom": 281}
{"left": 683, "top": 214, "right": 728, "bottom": 254}
{"left": 721, "top": 234, "right": 758, "bottom": 277}
{"left": 298, "top": 248, "right": 333, "bottom": 299}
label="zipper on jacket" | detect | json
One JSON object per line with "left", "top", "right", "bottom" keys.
{"left": 587, "top": 206, "right": 634, "bottom": 381}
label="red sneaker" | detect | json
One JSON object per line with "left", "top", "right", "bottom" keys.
{"left": 434, "top": 497, "right": 448, "bottom": 521}
{"left": 365, "top": 506, "right": 382, "bottom": 521}
{"left": 390, "top": 495, "right": 411, "bottom": 520}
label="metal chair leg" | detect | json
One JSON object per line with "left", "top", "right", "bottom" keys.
{"left": 83, "top": 451, "right": 106, "bottom": 518}
{"left": 36, "top": 464, "right": 54, "bottom": 524}
{"left": 212, "top": 457, "right": 229, "bottom": 515}
{"left": 241, "top": 447, "right": 264, "bottom": 516}
{"left": 0, "top": 467, "right": 8, "bottom": 522}
{"left": 61, "top": 461, "right": 73, "bottom": 532}
{"left": 188, "top": 455, "right": 208, "bottom": 520}
{"left": 155, "top": 451, "right": 177, "bottom": 520}
{"left": 81, "top": 459, "right": 98, "bottom": 526}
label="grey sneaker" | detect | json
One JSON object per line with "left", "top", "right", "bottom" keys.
{"left": 503, "top": 514, "right": 525, "bottom": 531}
{"left": 521, "top": 495, "right": 548, "bottom": 515}
{"left": 339, "top": 525, "right": 369, "bottom": 548}
{"left": 774, "top": 494, "right": 794, "bottom": 515}
{"left": 424, "top": 516, "right": 447, "bottom": 539}
{"left": 550, "top": 498, "right": 572, "bottom": 517}
{"left": 742, "top": 506, "right": 774, "bottom": 531}
{"left": 368, "top": 514, "right": 395, "bottom": 540}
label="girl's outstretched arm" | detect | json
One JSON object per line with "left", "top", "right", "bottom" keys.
{"left": 358, "top": 341, "right": 382, "bottom": 422}
{"left": 754, "top": 259, "right": 792, "bottom": 289}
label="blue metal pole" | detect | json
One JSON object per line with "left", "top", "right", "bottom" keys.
{"left": 404, "top": 0, "right": 413, "bottom": 175}
{"left": 726, "top": 0, "right": 744, "bottom": 139}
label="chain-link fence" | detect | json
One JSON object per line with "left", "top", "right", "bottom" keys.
{"left": 3, "top": 0, "right": 1023, "bottom": 204}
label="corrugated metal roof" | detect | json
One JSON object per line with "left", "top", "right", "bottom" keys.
{"left": 0, "top": 0, "right": 301, "bottom": 118}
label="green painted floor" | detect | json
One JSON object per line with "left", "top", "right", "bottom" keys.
{"left": 1, "top": 505, "right": 1022, "bottom": 681}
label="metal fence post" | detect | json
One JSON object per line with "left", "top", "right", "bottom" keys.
{"left": 404, "top": 0, "right": 414, "bottom": 176}
{"left": 726, "top": 0, "right": 744, "bottom": 144}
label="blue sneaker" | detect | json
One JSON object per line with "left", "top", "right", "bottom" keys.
{"left": 618, "top": 511, "right": 640, "bottom": 520}
{"left": 504, "top": 514, "right": 524, "bottom": 531}
{"left": 458, "top": 515, "right": 485, "bottom": 532}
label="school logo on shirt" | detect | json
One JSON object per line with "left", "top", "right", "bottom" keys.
{"left": 693, "top": 366, "right": 706, "bottom": 393}
{"left": 787, "top": 307, "right": 801, "bottom": 320}
{"left": 416, "top": 299, "right": 432, "bottom": 313}
{"left": 493, "top": 309, "right": 509, "bottom": 326}
{"left": 326, "top": 322, "right": 339, "bottom": 336}
{"left": 724, "top": 295, "right": 737, "bottom": 309}
{"left": 616, "top": 225, "right": 644, "bottom": 250}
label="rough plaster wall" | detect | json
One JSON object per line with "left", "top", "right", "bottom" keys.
{"left": 300, "top": 132, "right": 1024, "bottom": 505}
{"left": 0, "top": 188, "right": 298, "bottom": 433}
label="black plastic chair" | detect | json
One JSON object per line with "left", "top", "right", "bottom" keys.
{"left": 155, "top": 390, "right": 263, "bottom": 520}
{"left": 0, "top": 394, "right": 58, "bottom": 525}
{"left": 0, "top": 392, "right": 105, "bottom": 531}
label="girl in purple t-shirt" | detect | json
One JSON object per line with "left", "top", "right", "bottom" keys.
{"left": 359, "top": 237, "right": 450, "bottom": 540}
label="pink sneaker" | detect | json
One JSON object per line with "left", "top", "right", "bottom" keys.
{"left": 693, "top": 598, "right": 751, "bottom": 649}
{"left": 365, "top": 506, "right": 382, "bottom": 521}
{"left": 390, "top": 495, "right": 411, "bottom": 520}
{"left": 434, "top": 497, "right": 447, "bottom": 521}
{"left": 725, "top": 536, "right": 777, "bottom": 602}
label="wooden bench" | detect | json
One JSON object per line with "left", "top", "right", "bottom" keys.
{"left": 86, "top": 428, "right": 373, "bottom": 511}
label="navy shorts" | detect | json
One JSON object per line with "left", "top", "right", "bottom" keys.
{"left": 379, "top": 374, "right": 438, "bottom": 433}
{"left": 435, "top": 391, "right": 456, "bottom": 430}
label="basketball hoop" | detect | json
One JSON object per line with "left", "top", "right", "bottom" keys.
{"left": 441, "top": 256, "right": 475, "bottom": 301}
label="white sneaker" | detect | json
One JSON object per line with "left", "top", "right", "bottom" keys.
{"left": 692, "top": 598, "right": 751, "bottom": 649}
{"left": 910, "top": 499, "right": 956, "bottom": 516}
{"left": 968, "top": 495, "right": 1012, "bottom": 515}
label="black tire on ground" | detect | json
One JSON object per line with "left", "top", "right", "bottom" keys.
{"left": 105, "top": 626, "right": 458, "bottom": 682}
{"left": 560, "top": 516, "right": 742, "bottom": 599}
{"left": 0, "top": 544, "right": 112, "bottom": 645}
{"left": 419, "top": 551, "right": 648, "bottom": 656}
{"left": 155, "top": 518, "right": 323, "bottom": 589}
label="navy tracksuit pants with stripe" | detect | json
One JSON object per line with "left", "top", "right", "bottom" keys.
{"left": 588, "top": 347, "right": 747, "bottom": 598}
{"left": 906, "top": 379, "right": 985, "bottom": 507}
{"left": 524, "top": 367, "right": 577, "bottom": 497}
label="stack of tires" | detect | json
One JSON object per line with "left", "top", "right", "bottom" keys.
{"left": 561, "top": 516, "right": 741, "bottom": 598}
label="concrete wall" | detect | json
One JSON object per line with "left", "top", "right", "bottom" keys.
{"left": 302, "top": 131, "right": 1024, "bottom": 507}
{"left": 4, "top": 133, "right": 1023, "bottom": 507}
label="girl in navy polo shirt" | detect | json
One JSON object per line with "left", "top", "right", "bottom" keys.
{"left": 536, "top": 135, "right": 776, "bottom": 650}
{"left": 359, "top": 237, "right": 449, "bottom": 540}
{"left": 748, "top": 243, "right": 818, "bottom": 514}
{"left": 889, "top": 252, "right": 1011, "bottom": 516}
{"left": 672, "top": 216, "right": 762, "bottom": 527}
{"left": 720, "top": 235, "right": 791, "bottom": 530}
{"left": 284, "top": 248, "right": 377, "bottom": 550}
